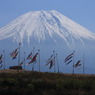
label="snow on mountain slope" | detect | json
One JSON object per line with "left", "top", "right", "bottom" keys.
{"left": 0, "top": 10, "right": 95, "bottom": 45}
{"left": 0, "top": 10, "right": 95, "bottom": 73}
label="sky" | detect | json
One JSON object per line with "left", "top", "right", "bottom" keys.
{"left": 0, "top": 0, "right": 95, "bottom": 74}
{"left": 0, "top": 0, "right": 95, "bottom": 33}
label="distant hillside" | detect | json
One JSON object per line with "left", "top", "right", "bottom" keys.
{"left": 0, "top": 70, "right": 95, "bottom": 95}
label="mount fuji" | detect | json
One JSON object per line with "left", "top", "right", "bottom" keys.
{"left": 0, "top": 10, "right": 95, "bottom": 74}
{"left": 0, "top": 10, "right": 95, "bottom": 45}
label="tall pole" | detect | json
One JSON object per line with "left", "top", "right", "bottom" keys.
{"left": 38, "top": 49, "right": 40, "bottom": 72}
{"left": 32, "top": 47, "right": 35, "bottom": 71}
{"left": 83, "top": 54, "right": 85, "bottom": 75}
{"left": 18, "top": 43, "right": 21, "bottom": 66}
{"left": 3, "top": 50, "right": 5, "bottom": 70}
{"left": 56, "top": 53, "right": 59, "bottom": 73}
{"left": 73, "top": 51, "right": 75, "bottom": 75}
{"left": 24, "top": 52, "right": 26, "bottom": 70}
{"left": 53, "top": 50, "right": 56, "bottom": 73}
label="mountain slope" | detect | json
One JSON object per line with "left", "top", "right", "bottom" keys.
{"left": 0, "top": 10, "right": 95, "bottom": 45}
{"left": 0, "top": 10, "right": 95, "bottom": 74}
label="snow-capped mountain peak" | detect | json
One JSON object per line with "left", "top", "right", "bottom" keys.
{"left": 0, "top": 10, "right": 95, "bottom": 45}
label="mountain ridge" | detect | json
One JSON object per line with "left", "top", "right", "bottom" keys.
{"left": 0, "top": 10, "right": 95, "bottom": 45}
{"left": 0, "top": 10, "right": 95, "bottom": 73}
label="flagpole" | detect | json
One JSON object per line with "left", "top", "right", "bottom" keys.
{"left": 56, "top": 53, "right": 59, "bottom": 73}
{"left": 18, "top": 43, "right": 21, "bottom": 66}
{"left": 72, "top": 51, "right": 75, "bottom": 75}
{"left": 3, "top": 50, "right": 5, "bottom": 70}
{"left": 32, "top": 47, "right": 35, "bottom": 71}
{"left": 53, "top": 50, "right": 56, "bottom": 73}
{"left": 38, "top": 49, "right": 40, "bottom": 72}
{"left": 24, "top": 52, "right": 26, "bottom": 70}
{"left": 83, "top": 54, "right": 85, "bottom": 75}
{"left": 18, "top": 43, "right": 21, "bottom": 72}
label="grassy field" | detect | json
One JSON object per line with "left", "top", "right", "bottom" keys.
{"left": 0, "top": 70, "right": 95, "bottom": 95}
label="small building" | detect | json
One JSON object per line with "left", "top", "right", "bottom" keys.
{"left": 9, "top": 66, "right": 22, "bottom": 70}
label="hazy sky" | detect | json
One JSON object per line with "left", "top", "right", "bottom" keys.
{"left": 0, "top": 0, "right": 95, "bottom": 33}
